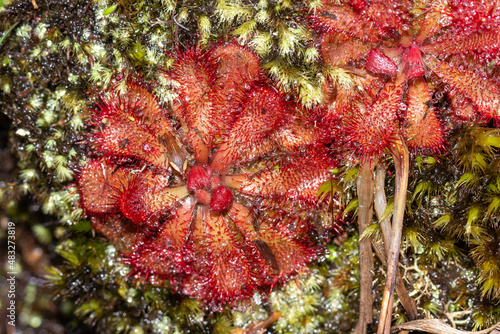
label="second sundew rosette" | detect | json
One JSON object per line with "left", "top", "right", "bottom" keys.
{"left": 77, "top": 42, "right": 339, "bottom": 308}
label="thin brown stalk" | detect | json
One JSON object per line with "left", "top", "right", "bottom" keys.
{"left": 391, "top": 319, "right": 500, "bottom": 334}
{"left": 377, "top": 138, "right": 410, "bottom": 334}
{"left": 374, "top": 163, "right": 418, "bottom": 320}
{"left": 231, "top": 312, "right": 282, "bottom": 334}
{"left": 355, "top": 162, "right": 375, "bottom": 334}
{"left": 374, "top": 163, "right": 392, "bottom": 254}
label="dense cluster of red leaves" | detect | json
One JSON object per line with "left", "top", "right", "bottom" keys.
{"left": 310, "top": 2, "right": 500, "bottom": 332}
{"left": 312, "top": 0, "right": 500, "bottom": 158}
{"left": 77, "top": 42, "right": 337, "bottom": 308}
{"left": 76, "top": 0, "right": 500, "bottom": 312}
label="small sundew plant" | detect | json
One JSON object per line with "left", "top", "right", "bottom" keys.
{"left": 310, "top": 0, "right": 500, "bottom": 332}
{"left": 77, "top": 42, "right": 340, "bottom": 309}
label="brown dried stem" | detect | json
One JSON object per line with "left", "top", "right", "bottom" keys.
{"left": 230, "top": 312, "right": 282, "bottom": 334}
{"left": 373, "top": 163, "right": 418, "bottom": 321}
{"left": 374, "top": 163, "right": 392, "bottom": 253}
{"left": 377, "top": 138, "right": 410, "bottom": 334}
{"left": 355, "top": 161, "right": 376, "bottom": 334}
{"left": 391, "top": 319, "right": 500, "bottom": 334}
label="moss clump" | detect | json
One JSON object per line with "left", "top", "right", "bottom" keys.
{"left": 396, "top": 126, "right": 500, "bottom": 329}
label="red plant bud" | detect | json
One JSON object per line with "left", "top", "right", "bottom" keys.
{"left": 210, "top": 186, "right": 233, "bottom": 212}
{"left": 187, "top": 165, "right": 210, "bottom": 191}
{"left": 194, "top": 189, "right": 211, "bottom": 205}
{"left": 403, "top": 47, "right": 425, "bottom": 80}
{"left": 210, "top": 175, "right": 221, "bottom": 190}
{"left": 365, "top": 49, "right": 398, "bottom": 76}
{"left": 350, "top": 0, "right": 367, "bottom": 11}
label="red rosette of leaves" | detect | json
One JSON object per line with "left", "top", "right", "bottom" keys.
{"left": 310, "top": 1, "right": 500, "bottom": 332}
{"left": 77, "top": 42, "right": 338, "bottom": 308}
{"left": 312, "top": 0, "right": 500, "bottom": 158}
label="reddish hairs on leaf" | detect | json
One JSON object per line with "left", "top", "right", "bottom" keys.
{"left": 421, "top": 31, "right": 500, "bottom": 56}
{"left": 209, "top": 42, "right": 261, "bottom": 93}
{"left": 95, "top": 105, "right": 168, "bottom": 167}
{"left": 78, "top": 159, "right": 126, "bottom": 215}
{"left": 114, "top": 81, "right": 174, "bottom": 137}
{"left": 258, "top": 216, "right": 317, "bottom": 279}
{"left": 209, "top": 43, "right": 261, "bottom": 137}
{"left": 405, "top": 79, "right": 444, "bottom": 150}
{"left": 185, "top": 208, "right": 262, "bottom": 305}
{"left": 425, "top": 56, "right": 500, "bottom": 120}
{"left": 166, "top": 48, "right": 215, "bottom": 164}
{"left": 91, "top": 215, "right": 145, "bottom": 255}
{"left": 119, "top": 170, "right": 183, "bottom": 226}
{"left": 361, "top": 0, "right": 411, "bottom": 32}
{"left": 320, "top": 33, "right": 371, "bottom": 67}
{"left": 273, "top": 115, "right": 322, "bottom": 151}
{"left": 309, "top": 0, "right": 382, "bottom": 42}
{"left": 344, "top": 78, "right": 404, "bottom": 157}
{"left": 127, "top": 197, "right": 195, "bottom": 278}
{"left": 211, "top": 85, "right": 286, "bottom": 172}
{"left": 448, "top": 0, "right": 500, "bottom": 31}
{"left": 313, "top": 0, "right": 500, "bottom": 157}
{"left": 224, "top": 151, "right": 333, "bottom": 209}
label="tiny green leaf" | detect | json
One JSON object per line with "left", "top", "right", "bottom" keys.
{"left": 379, "top": 200, "right": 394, "bottom": 222}
{"left": 415, "top": 155, "right": 423, "bottom": 172}
{"left": 486, "top": 197, "right": 500, "bottom": 216}
{"left": 487, "top": 183, "right": 498, "bottom": 193}
{"left": 434, "top": 214, "right": 451, "bottom": 229}
{"left": 484, "top": 135, "right": 500, "bottom": 148}
{"left": 344, "top": 166, "right": 359, "bottom": 184}
{"left": 57, "top": 249, "right": 80, "bottom": 266}
{"left": 424, "top": 156, "right": 436, "bottom": 165}
{"left": 317, "top": 179, "right": 340, "bottom": 200}
{"left": 0, "top": 21, "right": 20, "bottom": 47}
{"left": 32, "top": 224, "right": 52, "bottom": 245}
{"left": 466, "top": 205, "right": 482, "bottom": 235}
{"left": 473, "top": 153, "right": 487, "bottom": 171}
{"left": 131, "top": 40, "right": 145, "bottom": 61}
{"left": 72, "top": 220, "right": 93, "bottom": 233}
{"left": 359, "top": 222, "right": 379, "bottom": 241}
{"left": 103, "top": 3, "right": 118, "bottom": 16}
{"left": 343, "top": 198, "right": 358, "bottom": 216}
{"left": 44, "top": 266, "right": 64, "bottom": 283}
{"left": 455, "top": 172, "right": 475, "bottom": 188}
{"left": 412, "top": 181, "right": 430, "bottom": 201}
{"left": 405, "top": 228, "right": 422, "bottom": 250}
